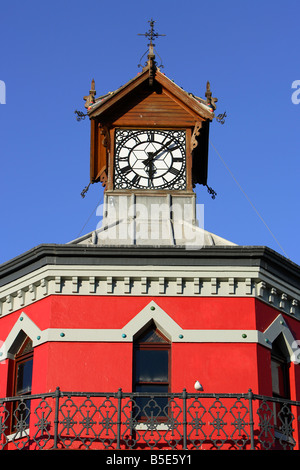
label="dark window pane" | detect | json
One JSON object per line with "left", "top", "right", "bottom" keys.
{"left": 135, "top": 384, "right": 169, "bottom": 393}
{"left": 16, "top": 359, "right": 33, "bottom": 395}
{"left": 135, "top": 350, "right": 168, "bottom": 382}
{"left": 138, "top": 327, "right": 168, "bottom": 343}
{"left": 271, "top": 359, "right": 286, "bottom": 397}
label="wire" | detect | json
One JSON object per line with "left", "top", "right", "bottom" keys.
{"left": 209, "top": 140, "right": 290, "bottom": 260}
{"left": 77, "top": 197, "right": 103, "bottom": 238}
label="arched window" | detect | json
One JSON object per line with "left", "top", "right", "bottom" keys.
{"left": 271, "top": 334, "right": 291, "bottom": 432}
{"left": 271, "top": 334, "right": 290, "bottom": 400}
{"left": 133, "top": 322, "right": 170, "bottom": 419}
{"left": 7, "top": 335, "right": 33, "bottom": 433}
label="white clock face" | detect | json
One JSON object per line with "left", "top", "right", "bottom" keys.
{"left": 114, "top": 129, "right": 186, "bottom": 190}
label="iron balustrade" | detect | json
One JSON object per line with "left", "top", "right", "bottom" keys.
{"left": 0, "top": 388, "right": 299, "bottom": 450}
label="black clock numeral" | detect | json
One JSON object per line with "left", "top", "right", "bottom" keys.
{"left": 131, "top": 174, "right": 141, "bottom": 185}
{"left": 169, "top": 167, "right": 180, "bottom": 176}
{"left": 147, "top": 131, "right": 154, "bottom": 142}
{"left": 131, "top": 133, "right": 141, "bottom": 144}
{"left": 162, "top": 139, "right": 173, "bottom": 148}
{"left": 161, "top": 134, "right": 171, "bottom": 145}
{"left": 120, "top": 165, "right": 132, "bottom": 175}
{"left": 172, "top": 157, "right": 183, "bottom": 162}
{"left": 148, "top": 179, "right": 154, "bottom": 189}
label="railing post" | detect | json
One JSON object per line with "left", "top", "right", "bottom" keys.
{"left": 53, "top": 387, "right": 60, "bottom": 450}
{"left": 117, "top": 388, "right": 122, "bottom": 450}
{"left": 247, "top": 389, "right": 255, "bottom": 450}
{"left": 182, "top": 388, "right": 187, "bottom": 450}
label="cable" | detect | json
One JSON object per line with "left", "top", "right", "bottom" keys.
{"left": 209, "top": 140, "right": 290, "bottom": 260}
{"left": 77, "top": 197, "right": 103, "bottom": 238}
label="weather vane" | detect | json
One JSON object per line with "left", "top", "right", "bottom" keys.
{"left": 138, "top": 19, "right": 165, "bottom": 69}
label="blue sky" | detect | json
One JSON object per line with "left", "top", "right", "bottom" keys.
{"left": 0, "top": 0, "right": 300, "bottom": 266}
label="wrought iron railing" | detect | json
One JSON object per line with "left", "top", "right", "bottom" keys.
{"left": 0, "top": 388, "right": 299, "bottom": 450}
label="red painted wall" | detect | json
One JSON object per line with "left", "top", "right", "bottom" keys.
{"left": 1, "top": 294, "right": 300, "bottom": 399}
{"left": 172, "top": 342, "right": 261, "bottom": 394}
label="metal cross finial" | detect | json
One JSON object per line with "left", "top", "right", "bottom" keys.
{"left": 138, "top": 19, "right": 165, "bottom": 49}
{"left": 138, "top": 19, "right": 165, "bottom": 70}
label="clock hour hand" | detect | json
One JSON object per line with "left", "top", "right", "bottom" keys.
{"left": 147, "top": 163, "right": 156, "bottom": 180}
{"left": 142, "top": 153, "right": 156, "bottom": 183}
{"left": 142, "top": 153, "right": 154, "bottom": 166}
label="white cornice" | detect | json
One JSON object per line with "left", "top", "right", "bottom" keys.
{"left": 0, "top": 264, "right": 299, "bottom": 319}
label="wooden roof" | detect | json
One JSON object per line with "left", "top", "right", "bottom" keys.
{"left": 85, "top": 66, "right": 216, "bottom": 123}
{"left": 84, "top": 60, "right": 218, "bottom": 190}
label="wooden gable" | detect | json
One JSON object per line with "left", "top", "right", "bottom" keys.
{"left": 109, "top": 88, "right": 201, "bottom": 128}
{"left": 86, "top": 68, "right": 215, "bottom": 191}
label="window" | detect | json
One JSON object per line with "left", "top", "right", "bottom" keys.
{"left": 271, "top": 335, "right": 290, "bottom": 400}
{"left": 8, "top": 336, "right": 33, "bottom": 434}
{"left": 133, "top": 323, "right": 170, "bottom": 420}
{"left": 271, "top": 335, "right": 291, "bottom": 433}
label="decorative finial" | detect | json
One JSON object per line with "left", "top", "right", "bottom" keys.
{"left": 138, "top": 19, "right": 165, "bottom": 53}
{"left": 138, "top": 19, "right": 165, "bottom": 78}
{"left": 83, "top": 78, "right": 96, "bottom": 109}
{"left": 205, "top": 81, "right": 218, "bottom": 111}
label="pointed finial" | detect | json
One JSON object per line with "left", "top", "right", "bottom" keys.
{"left": 83, "top": 79, "right": 96, "bottom": 108}
{"left": 138, "top": 19, "right": 165, "bottom": 52}
{"left": 138, "top": 19, "right": 166, "bottom": 73}
{"left": 205, "top": 81, "right": 218, "bottom": 111}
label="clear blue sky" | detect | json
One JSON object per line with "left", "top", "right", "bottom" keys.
{"left": 0, "top": 0, "right": 299, "bottom": 266}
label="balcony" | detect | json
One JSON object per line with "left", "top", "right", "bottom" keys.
{"left": 0, "top": 388, "right": 298, "bottom": 450}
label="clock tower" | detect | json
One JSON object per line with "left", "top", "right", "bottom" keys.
{"left": 74, "top": 20, "right": 232, "bottom": 248}
{"left": 1, "top": 21, "right": 300, "bottom": 452}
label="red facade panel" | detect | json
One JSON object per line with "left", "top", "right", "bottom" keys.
{"left": 1, "top": 294, "right": 298, "bottom": 397}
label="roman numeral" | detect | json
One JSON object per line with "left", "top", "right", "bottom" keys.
{"left": 172, "top": 157, "right": 183, "bottom": 162}
{"left": 147, "top": 131, "right": 154, "bottom": 141}
{"left": 169, "top": 167, "right": 180, "bottom": 176}
{"left": 131, "top": 133, "right": 141, "bottom": 144}
{"left": 131, "top": 174, "right": 141, "bottom": 185}
{"left": 120, "top": 165, "right": 132, "bottom": 175}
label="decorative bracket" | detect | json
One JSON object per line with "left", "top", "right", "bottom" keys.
{"left": 191, "top": 121, "right": 202, "bottom": 152}
{"left": 216, "top": 111, "right": 227, "bottom": 125}
{"left": 74, "top": 110, "right": 88, "bottom": 121}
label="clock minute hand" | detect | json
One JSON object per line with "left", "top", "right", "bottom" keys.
{"left": 148, "top": 140, "right": 173, "bottom": 159}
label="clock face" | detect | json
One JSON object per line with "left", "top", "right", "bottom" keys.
{"left": 114, "top": 129, "right": 186, "bottom": 190}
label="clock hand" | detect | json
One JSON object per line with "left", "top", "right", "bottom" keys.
{"left": 142, "top": 153, "right": 156, "bottom": 182}
{"left": 148, "top": 140, "right": 173, "bottom": 158}
{"left": 145, "top": 140, "right": 179, "bottom": 163}
{"left": 142, "top": 152, "right": 155, "bottom": 166}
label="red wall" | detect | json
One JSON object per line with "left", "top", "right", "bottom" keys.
{"left": 1, "top": 295, "right": 300, "bottom": 399}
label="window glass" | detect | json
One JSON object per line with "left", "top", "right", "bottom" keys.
{"left": 135, "top": 349, "right": 168, "bottom": 382}
{"left": 16, "top": 359, "right": 33, "bottom": 396}
{"left": 271, "top": 335, "right": 290, "bottom": 400}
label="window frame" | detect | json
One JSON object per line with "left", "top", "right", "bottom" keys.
{"left": 132, "top": 325, "right": 171, "bottom": 421}
{"left": 7, "top": 336, "right": 33, "bottom": 435}
{"left": 271, "top": 341, "right": 291, "bottom": 436}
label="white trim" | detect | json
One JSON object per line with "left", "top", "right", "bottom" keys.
{"left": 0, "top": 265, "right": 299, "bottom": 320}
{"left": 0, "top": 304, "right": 297, "bottom": 363}
{"left": 263, "top": 313, "right": 297, "bottom": 357}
